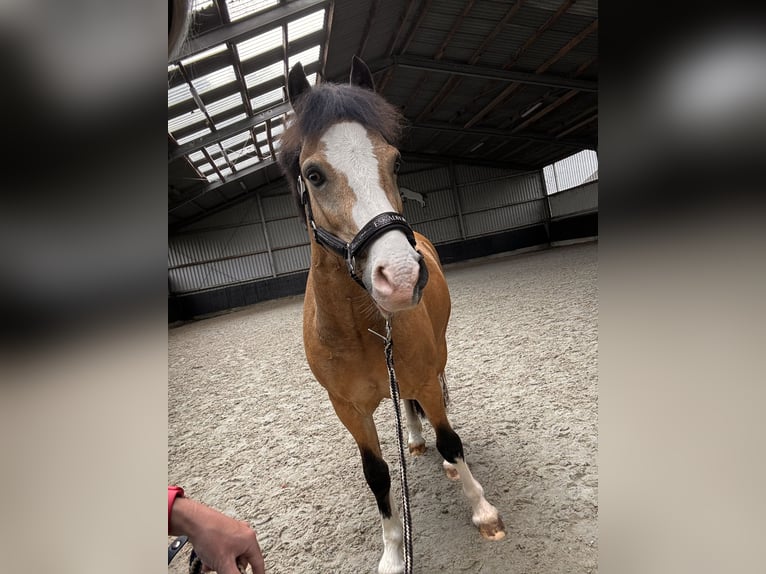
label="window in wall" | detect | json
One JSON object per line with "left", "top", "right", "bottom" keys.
{"left": 543, "top": 149, "right": 598, "bottom": 195}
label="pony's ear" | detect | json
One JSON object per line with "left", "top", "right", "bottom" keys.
{"left": 288, "top": 62, "right": 311, "bottom": 107}
{"left": 349, "top": 55, "right": 375, "bottom": 92}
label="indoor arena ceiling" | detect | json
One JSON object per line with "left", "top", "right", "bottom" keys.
{"left": 168, "top": 0, "right": 598, "bottom": 229}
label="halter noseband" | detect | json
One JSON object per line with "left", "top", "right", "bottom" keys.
{"left": 298, "top": 175, "right": 418, "bottom": 289}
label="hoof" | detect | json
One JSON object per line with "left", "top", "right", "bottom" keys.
{"left": 408, "top": 442, "right": 426, "bottom": 456}
{"left": 443, "top": 461, "right": 460, "bottom": 481}
{"left": 477, "top": 515, "right": 506, "bottom": 541}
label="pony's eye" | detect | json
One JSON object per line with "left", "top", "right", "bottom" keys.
{"left": 393, "top": 158, "right": 401, "bottom": 174}
{"left": 306, "top": 168, "right": 325, "bottom": 186}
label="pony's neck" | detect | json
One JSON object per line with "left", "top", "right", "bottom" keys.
{"left": 307, "top": 241, "right": 385, "bottom": 334}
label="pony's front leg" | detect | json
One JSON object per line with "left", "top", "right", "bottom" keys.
{"left": 417, "top": 386, "right": 507, "bottom": 541}
{"left": 436, "top": 425, "right": 506, "bottom": 541}
{"left": 329, "top": 395, "right": 404, "bottom": 574}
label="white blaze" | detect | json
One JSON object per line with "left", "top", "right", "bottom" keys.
{"left": 320, "top": 121, "right": 394, "bottom": 226}
{"left": 320, "top": 121, "right": 420, "bottom": 306}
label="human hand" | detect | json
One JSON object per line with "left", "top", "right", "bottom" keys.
{"left": 169, "top": 496, "right": 265, "bottom": 574}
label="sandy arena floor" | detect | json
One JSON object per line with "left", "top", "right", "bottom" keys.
{"left": 169, "top": 240, "right": 598, "bottom": 574}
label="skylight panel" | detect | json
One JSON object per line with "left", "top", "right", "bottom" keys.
{"left": 204, "top": 144, "right": 225, "bottom": 159}
{"left": 216, "top": 113, "right": 247, "bottom": 129}
{"left": 168, "top": 83, "right": 193, "bottom": 106}
{"left": 236, "top": 28, "right": 282, "bottom": 61}
{"left": 270, "top": 123, "right": 284, "bottom": 137}
{"left": 188, "top": 151, "right": 206, "bottom": 163}
{"left": 193, "top": 0, "right": 214, "bottom": 12}
{"left": 191, "top": 66, "right": 236, "bottom": 94}
{"left": 168, "top": 108, "right": 207, "bottom": 133}
{"left": 198, "top": 162, "right": 214, "bottom": 174}
{"left": 250, "top": 87, "right": 283, "bottom": 111}
{"left": 244, "top": 61, "right": 283, "bottom": 89}
{"left": 226, "top": 0, "right": 279, "bottom": 22}
{"left": 231, "top": 144, "right": 261, "bottom": 166}
{"left": 236, "top": 156, "right": 260, "bottom": 170}
{"left": 175, "top": 127, "right": 211, "bottom": 145}
{"left": 180, "top": 43, "right": 227, "bottom": 66}
{"left": 204, "top": 152, "right": 229, "bottom": 168}
{"left": 288, "top": 45, "right": 321, "bottom": 69}
{"left": 287, "top": 9, "right": 325, "bottom": 42}
{"left": 220, "top": 131, "right": 251, "bottom": 149}
{"left": 206, "top": 93, "right": 243, "bottom": 117}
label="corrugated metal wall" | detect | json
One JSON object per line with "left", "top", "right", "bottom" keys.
{"left": 549, "top": 181, "right": 598, "bottom": 219}
{"left": 169, "top": 162, "right": 552, "bottom": 294}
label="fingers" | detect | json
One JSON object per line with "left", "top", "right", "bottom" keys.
{"left": 241, "top": 537, "right": 265, "bottom": 574}
{"left": 245, "top": 551, "right": 266, "bottom": 574}
{"left": 215, "top": 559, "right": 244, "bottom": 574}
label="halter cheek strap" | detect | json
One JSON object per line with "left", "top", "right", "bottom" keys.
{"left": 298, "top": 175, "right": 418, "bottom": 289}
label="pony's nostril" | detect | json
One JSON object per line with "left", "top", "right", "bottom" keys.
{"left": 372, "top": 265, "right": 394, "bottom": 296}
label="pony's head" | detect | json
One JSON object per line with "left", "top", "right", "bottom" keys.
{"left": 279, "top": 57, "right": 428, "bottom": 314}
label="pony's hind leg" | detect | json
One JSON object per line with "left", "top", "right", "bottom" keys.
{"left": 404, "top": 400, "right": 426, "bottom": 455}
{"left": 417, "top": 386, "right": 507, "bottom": 541}
{"left": 328, "top": 394, "right": 404, "bottom": 574}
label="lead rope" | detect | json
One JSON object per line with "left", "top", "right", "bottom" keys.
{"left": 370, "top": 319, "right": 414, "bottom": 574}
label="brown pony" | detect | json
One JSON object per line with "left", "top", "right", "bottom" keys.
{"left": 278, "top": 56, "right": 505, "bottom": 574}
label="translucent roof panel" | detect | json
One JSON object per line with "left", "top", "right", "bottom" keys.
{"left": 288, "top": 45, "right": 321, "bottom": 69}
{"left": 168, "top": 83, "right": 193, "bottom": 107}
{"left": 191, "top": 66, "right": 237, "bottom": 95}
{"left": 226, "top": 0, "right": 279, "bottom": 22}
{"left": 206, "top": 93, "right": 243, "bottom": 117}
{"left": 221, "top": 131, "right": 252, "bottom": 150}
{"left": 193, "top": 0, "right": 214, "bottom": 12}
{"left": 180, "top": 44, "right": 227, "bottom": 67}
{"left": 235, "top": 156, "right": 260, "bottom": 171}
{"left": 231, "top": 144, "right": 260, "bottom": 164}
{"left": 168, "top": 107, "right": 207, "bottom": 133}
{"left": 236, "top": 28, "right": 282, "bottom": 61}
{"left": 244, "top": 61, "right": 284, "bottom": 89}
{"left": 175, "top": 127, "right": 212, "bottom": 146}
{"left": 216, "top": 113, "right": 248, "bottom": 130}
{"left": 270, "top": 123, "right": 284, "bottom": 138}
{"left": 250, "top": 87, "right": 284, "bottom": 111}
{"left": 287, "top": 9, "right": 325, "bottom": 42}
{"left": 170, "top": 1, "right": 330, "bottom": 197}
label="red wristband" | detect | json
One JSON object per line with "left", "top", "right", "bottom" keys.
{"left": 168, "top": 486, "right": 185, "bottom": 532}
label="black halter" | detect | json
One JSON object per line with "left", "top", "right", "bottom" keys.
{"left": 298, "top": 175, "right": 418, "bottom": 289}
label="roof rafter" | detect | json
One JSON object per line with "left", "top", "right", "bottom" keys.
{"left": 376, "top": 0, "right": 419, "bottom": 93}
{"left": 414, "top": 0, "right": 525, "bottom": 122}
{"left": 386, "top": 56, "right": 597, "bottom": 92}
{"left": 170, "top": 157, "right": 278, "bottom": 214}
{"left": 412, "top": 122, "right": 591, "bottom": 149}
{"left": 464, "top": 18, "right": 598, "bottom": 129}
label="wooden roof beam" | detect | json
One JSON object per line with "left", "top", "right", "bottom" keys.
{"left": 463, "top": 18, "right": 598, "bottom": 129}
{"left": 414, "top": 0, "right": 524, "bottom": 122}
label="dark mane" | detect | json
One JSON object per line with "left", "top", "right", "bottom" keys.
{"left": 277, "top": 83, "right": 405, "bottom": 212}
